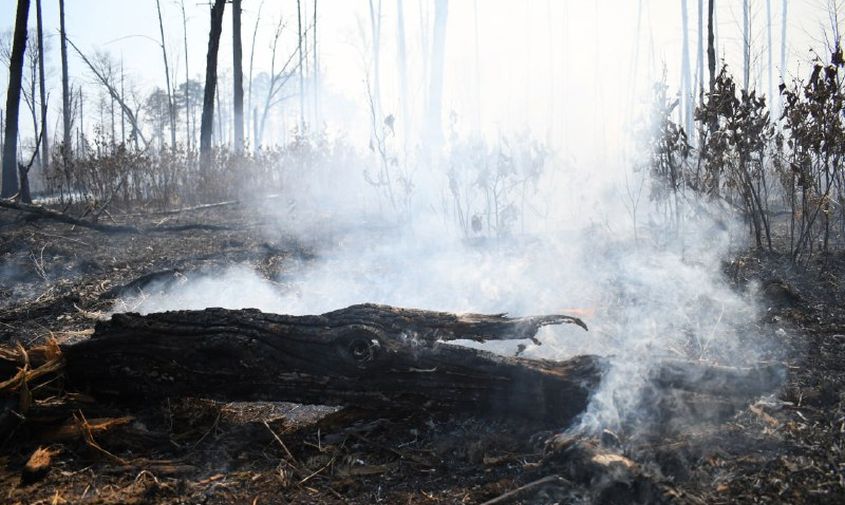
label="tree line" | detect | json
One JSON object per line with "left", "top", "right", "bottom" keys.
{"left": 1, "top": 0, "right": 320, "bottom": 202}
{"left": 641, "top": 0, "right": 845, "bottom": 262}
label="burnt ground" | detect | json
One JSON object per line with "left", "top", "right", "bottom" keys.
{"left": 0, "top": 203, "right": 843, "bottom": 504}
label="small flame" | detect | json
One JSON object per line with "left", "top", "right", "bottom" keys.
{"left": 560, "top": 307, "right": 597, "bottom": 319}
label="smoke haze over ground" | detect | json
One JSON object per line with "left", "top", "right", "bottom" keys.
{"left": 48, "top": 0, "right": 802, "bottom": 434}
{"left": 9, "top": 2, "right": 845, "bottom": 504}
{"left": 117, "top": 145, "right": 781, "bottom": 434}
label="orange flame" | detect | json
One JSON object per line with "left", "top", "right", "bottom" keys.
{"left": 560, "top": 307, "right": 597, "bottom": 318}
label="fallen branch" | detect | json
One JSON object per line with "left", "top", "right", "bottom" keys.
{"left": 121, "top": 194, "right": 282, "bottom": 218}
{"left": 0, "top": 199, "right": 138, "bottom": 233}
{"left": 151, "top": 199, "right": 240, "bottom": 215}
{"left": 0, "top": 199, "right": 234, "bottom": 234}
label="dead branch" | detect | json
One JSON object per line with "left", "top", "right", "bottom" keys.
{"left": 0, "top": 199, "right": 234, "bottom": 234}
{"left": 0, "top": 198, "right": 139, "bottom": 233}
{"left": 65, "top": 37, "right": 148, "bottom": 148}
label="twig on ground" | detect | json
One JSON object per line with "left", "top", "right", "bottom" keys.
{"left": 30, "top": 243, "right": 49, "bottom": 281}
{"left": 268, "top": 421, "right": 299, "bottom": 468}
{"left": 480, "top": 475, "right": 570, "bottom": 505}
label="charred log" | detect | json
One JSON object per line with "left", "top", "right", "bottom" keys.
{"left": 1, "top": 304, "right": 786, "bottom": 433}
{"left": 63, "top": 305, "right": 599, "bottom": 424}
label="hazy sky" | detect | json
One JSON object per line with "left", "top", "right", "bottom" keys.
{"left": 0, "top": 1, "right": 839, "bottom": 162}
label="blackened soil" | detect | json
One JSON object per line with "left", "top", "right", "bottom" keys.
{"left": 0, "top": 204, "right": 843, "bottom": 504}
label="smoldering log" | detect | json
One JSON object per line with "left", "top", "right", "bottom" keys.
{"left": 53, "top": 304, "right": 785, "bottom": 424}
{"left": 62, "top": 304, "right": 600, "bottom": 423}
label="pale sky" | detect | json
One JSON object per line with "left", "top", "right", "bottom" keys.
{"left": 0, "top": 0, "right": 839, "bottom": 163}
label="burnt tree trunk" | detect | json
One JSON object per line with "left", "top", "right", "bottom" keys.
{"left": 59, "top": 0, "right": 72, "bottom": 162}
{"left": 199, "top": 0, "right": 226, "bottom": 170}
{"left": 232, "top": 0, "right": 244, "bottom": 153}
{"left": 707, "top": 0, "right": 716, "bottom": 93}
{"left": 155, "top": 0, "right": 177, "bottom": 149}
{"left": 1, "top": 0, "right": 30, "bottom": 198}
{"left": 35, "top": 0, "right": 49, "bottom": 176}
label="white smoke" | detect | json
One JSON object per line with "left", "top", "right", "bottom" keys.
{"left": 115, "top": 141, "right": 775, "bottom": 435}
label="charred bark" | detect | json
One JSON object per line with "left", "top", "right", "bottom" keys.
{"left": 58, "top": 304, "right": 785, "bottom": 427}
{"left": 1, "top": 0, "right": 30, "bottom": 198}
{"left": 63, "top": 305, "right": 598, "bottom": 424}
{"left": 1, "top": 303, "right": 787, "bottom": 442}
{"left": 232, "top": 0, "right": 244, "bottom": 153}
{"left": 707, "top": 0, "right": 716, "bottom": 93}
{"left": 199, "top": 0, "right": 226, "bottom": 169}
{"left": 59, "top": 0, "right": 72, "bottom": 161}
{"left": 35, "top": 0, "right": 49, "bottom": 174}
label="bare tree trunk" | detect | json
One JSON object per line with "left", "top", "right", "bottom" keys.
{"left": 697, "top": 0, "right": 704, "bottom": 95}
{"left": 252, "top": 106, "right": 258, "bottom": 152}
{"left": 110, "top": 91, "right": 116, "bottom": 147}
{"left": 97, "top": 94, "right": 105, "bottom": 153}
{"left": 419, "top": 0, "right": 430, "bottom": 135}
{"left": 155, "top": 0, "right": 177, "bottom": 149}
{"left": 27, "top": 49, "right": 40, "bottom": 170}
{"left": 475, "top": 0, "right": 482, "bottom": 133}
{"left": 297, "top": 0, "right": 305, "bottom": 129}
{"left": 681, "top": 0, "right": 693, "bottom": 135}
{"left": 116, "top": 61, "right": 123, "bottom": 144}
{"left": 215, "top": 84, "right": 222, "bottom": 147}
{"left": 628, "top": 0, "right": 643, "bottom": 121}
{"left": 743, "top": 0, "right": 750, "bottom": 90}
{"left": 247, "top": 1, "right": 264, "bottom": 151}
{"left": 59, "top": 0, "right": 72, "bottom": 162}
{"left": 766, "top": 0, "right": 774, "bottom": 111}
{"left": 396, "top": 0, "right": 409, "bottom": 146}
{"left": 780, "top": 0, "right": 788, "bottom": 88}
{"left": 303, "top": 1, "right": 309, "bottom": 80}
{"left": 200, "top": 0, "right": 226, "bottom": 169}
{"left": 426, "top": 0, "right": 448, "bottom": 149}
{"left": 232, "top": 0, "right": 244, "bottom": 153}
{"left": 256, "top": 19, "right": 287, "bottom": 150}
{"left": 1, "top": 0, "right": 30, "bottom": 198}
{"left": 180, "top": 0, "right": 192, "bottom": 152}
{"left": 313, "top": 0, "right": 319, "bottom": 125}
{"left": 368, "top": 0, "right": 382, "bottom": 124}
{"left": 78, "top": 87, "right": 84, "bottom": 151}
{"left": 708, "top": 0, "right": 716, "bottom": 93}
{"left": 35, "top": 0, "right": 49, "bottom": 175}
{"left": 704, "top": 0, "right": 720, "bottom": 196}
